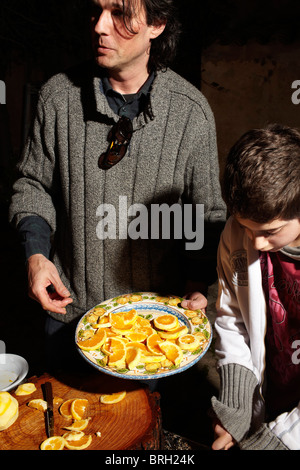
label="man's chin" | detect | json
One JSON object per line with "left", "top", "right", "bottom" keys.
{"left": 94, "top": 54, "right": 114, "bottom": 69}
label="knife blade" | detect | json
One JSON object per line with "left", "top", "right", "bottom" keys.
{"left": 42, "top": 381, "right": 54, "bottom": 437}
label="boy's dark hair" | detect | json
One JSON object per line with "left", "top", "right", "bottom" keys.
{"left": 223, "top": 124, "right": 300, "bottom": 222}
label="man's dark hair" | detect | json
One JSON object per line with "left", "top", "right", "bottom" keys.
{"left": 140, "top": 0, "right": 181, "bottom": 71}
{"left": 89, "top": 0, "right": 181, "bottom": 71}
{"left": 223, "top": 123, "right": 300, "bottom": 222}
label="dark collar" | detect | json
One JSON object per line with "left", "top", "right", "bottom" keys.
{"left": 102, "top": 72, "right": 155, "bottom": 99}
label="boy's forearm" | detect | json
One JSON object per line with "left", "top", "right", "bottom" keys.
{"left": 211, "top": 363, "right": 258, "bottom": 442}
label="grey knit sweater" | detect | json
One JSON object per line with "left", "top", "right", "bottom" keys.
{"left": 10, "top": 62, "right": 226, "bottom": 323}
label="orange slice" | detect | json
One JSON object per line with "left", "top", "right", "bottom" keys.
{"left": 105, "top": 328, "right": 118, "bottom": 338}
{"left": 146, "top": 333, "right": 163, "bottom": 355}
{"left": 95, "top": 315, "right": 111, "bottom": 328}
{"left": 126, "top": 341, "right": 148, "bottom": 352}
{"left": 122, "top": 309, "right": 138, "bottom": 325}
{"left": 102, "top": 337, "right": 122, "bottom": 355}
{"left": 108, "top": 348, "right": 126, "bottom": 368}
{"left": 125, "top": 331, "right": 148, "bottom": 342}
{"left": 135, "top": 316, "right": 151, "bottom": 328}
{"left": 125, "top": 347, "right": 142, "bottom": 370}
{"left": 59, "top": 399, "right": 75, "bottom": 419}
{"left": 141, "top": 352, "right": 166, "bottom": 363}
{"left": 15, "top": 383, "right": 37, "bottom": 396}
{"left": 40, "top": 436, "right": 65, "bottom": 450}
{"left": 63, "top": 432, "right": 92, "bottom": 450}
{"left": 177, "top": 334, "right": 201, "bottom": 351}
{"left": 109, "top": 310, "right": 137, "bottom": 330}
{"left": 110, "top": 325, "right": 134, "bottom": 335}
{"left": 158, "top": 341, "right": 183, "bottom": 366}
{"left": 105, "top": 337, "right": 127, "bottom": 367}
{"left": 105, "top": 336, "right": 127, "bottom": 352}
{"left": 100, "top": 391, "right": 126, "bottom": 404}
{"left": 63, "top": 430, "right": 85, "bottom": 441}
{"left": 64, "top": 417, "right": 91, "bottom": 431}
{"left": 0, "top": 392, "right": 19, "bottom": 431}
{"left": 111, "top": 337, "right": 127, "bottom": 348}
{"left": 71, "top": 398, "right": 89, "bottom": 421}
{"left": 77, "top": 328, "right": 106, "bottom": 351}
{"left": 153, "top": 314, "right": 179, "bottom": 331}
{"left": 133, "top": 325, "right": 154, "bottom": 337}
{"left": 27, "top": 399, "right": 47, "bottom": 412}
{"left": 158, "top": 325, "right": 188, "bottom": 340}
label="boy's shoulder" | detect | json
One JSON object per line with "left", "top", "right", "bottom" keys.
{"left": 222, "top": 216, "right": 245, "bottom": 245}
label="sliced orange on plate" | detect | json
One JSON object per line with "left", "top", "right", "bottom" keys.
{"left": 158, "top": 341, "right": 183, "bottom": 366}
{"left": 125, "top": 331, "right": 148, "bottom": 342}
{"left": 77, "top": 328, "right": 106, "bottom": 351}
{"left": 146, "top": 333, "right": 163, "bottom": 355}
{"left": 108, "top": 348, "right": 126, "bottom": 368}
{"left": 177, "top": 334, "right": 201, "bottom": 351}
{"left": 125, "top": 347, "right": 142, "bottom": 370}
{"left": 158, "top": 324, "right": 188, "bottom": 340}
{"left": 153, "top": 314, "right": 179, "bottom": 331}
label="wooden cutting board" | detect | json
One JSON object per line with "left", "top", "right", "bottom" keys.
{"left": 0, "top": 372, "right": 162, "bottom": 450}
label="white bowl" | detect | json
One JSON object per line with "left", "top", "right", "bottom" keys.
{"left": 0, "top": 354, "right": 29, "bottom": 392}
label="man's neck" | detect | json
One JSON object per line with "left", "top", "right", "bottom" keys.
{"left": 107, "top": 67, "right": 150, "bottom": 95}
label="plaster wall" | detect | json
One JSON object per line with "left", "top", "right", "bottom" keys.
{"left": 201, "top": 40, "right": 300, "bottom": 172}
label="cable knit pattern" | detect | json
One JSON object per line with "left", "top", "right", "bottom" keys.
{"left": 239, "top": 424, "right": 288, "bottom": 450}
{"left": 211, "top": 363, "right": 258, "bottom": 442}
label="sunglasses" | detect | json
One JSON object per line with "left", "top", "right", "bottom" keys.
{"left": 98, "top": 116, "right": 133, "bottom": 170}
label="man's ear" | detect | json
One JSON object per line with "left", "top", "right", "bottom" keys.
{"left": 150, "top": 22, "right": 166, "bottom": 40}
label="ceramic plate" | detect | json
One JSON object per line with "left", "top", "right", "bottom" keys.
{"left": 75, "top": 292, "right": 212, "bottom": 380}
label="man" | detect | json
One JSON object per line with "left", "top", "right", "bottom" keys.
{"left": 9, "top": 0, "right": 225, "bottom": 364}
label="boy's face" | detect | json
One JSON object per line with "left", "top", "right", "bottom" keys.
{"left": 236, "top": 217, "right": 300, "bottom": 252}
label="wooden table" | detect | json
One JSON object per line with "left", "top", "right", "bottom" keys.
{"left": 0, "top": 372, "right": 162, "bottom": 450}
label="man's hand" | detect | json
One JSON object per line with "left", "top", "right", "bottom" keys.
{"left": 212, "top": 422, "right": 235, "bottom": 450}
{"left": 27, "top": 254, "right": 73, "bottom": 314}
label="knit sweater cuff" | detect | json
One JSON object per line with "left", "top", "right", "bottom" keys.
{"left": 211, "top": 363, "right": 258, "bottom": 442}
{"left": 239, "top": 424, "right": 288, "bottom": 450}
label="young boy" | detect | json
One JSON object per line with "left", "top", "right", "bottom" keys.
{"left": 211, "top": 124, "right": 300, "bottom": 450}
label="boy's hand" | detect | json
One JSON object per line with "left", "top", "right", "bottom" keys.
{"left": 181, "top": 291, "right": 207, "bottom": 310}
{"left": 181, "top": 280, "right": 208, "bottom": 310}
{"left": 27, "top": 254, "right": 73, "bottom": 314}
{"left": 212, "top": 422, "right": 235, "bottom": 450}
